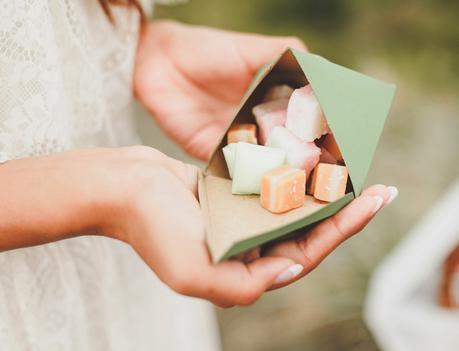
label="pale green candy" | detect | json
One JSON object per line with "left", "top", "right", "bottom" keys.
{"left": 222, "top": 143, "right": 237, "bottom": 178}
{"left": 232, "top": 142, "right": 286, "bottom": 195}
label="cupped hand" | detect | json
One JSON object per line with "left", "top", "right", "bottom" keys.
{"left": 134, "top": 20, "right": 306, "bottom": 160}
{"left": 115, "top": 146, "right": 298, "bottom": 307}
{"left": 113, "top": 149, "right": 397, "bottom": 307}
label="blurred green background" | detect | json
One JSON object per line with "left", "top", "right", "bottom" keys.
{"left": 137, "top": 1, "right": 459, "bottom": 350}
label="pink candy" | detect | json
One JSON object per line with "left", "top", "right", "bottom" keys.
{"left": 285, "top": 85, "right": 330, "bottom": 142}
{"left": 255, "top": 110, "right": 287, "bottom": 145}
{"left": 252, "top": 98, "right": 289, "bottom": 145}
{"left": 266, "top": 126, "right": 321, "bottom": 179}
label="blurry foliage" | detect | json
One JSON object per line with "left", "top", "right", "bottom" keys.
{"left": 258, "top": 0, "right": 352, "bottom": 31}
{"left": 155, "top": 0, "right": 459, "bottom": 92}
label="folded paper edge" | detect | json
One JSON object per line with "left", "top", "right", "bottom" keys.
{"left": 217, "top": 193, "right": 355, "bottom": 262}
{"left": 290, "top": 48, "right": 397, "bottom": 195}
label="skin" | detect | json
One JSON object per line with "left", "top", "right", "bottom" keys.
{"left": 0, "top": 20, "right": 396, "bottom": 308}
{"left": 134, "top": 20, "right": 307, "bottom": 160}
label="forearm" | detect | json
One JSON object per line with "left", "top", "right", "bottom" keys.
{"left": 0, "top": 146, "right": 198, "bottom": 252}
{"left": 0, "top": 150, "right": 119, "bottom": 251}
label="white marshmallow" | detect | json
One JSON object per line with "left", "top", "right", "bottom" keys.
{"left": 285, "top": 85, "right": 330, "bottom": 142}
{"left": 266, "top": 126, "right": 321, "bottom": 178}
{"left": 232, "top": 142, "right": 286, "bottom": 195}
{"left": 222, "top": 143, "right": 236, "bottom": 178}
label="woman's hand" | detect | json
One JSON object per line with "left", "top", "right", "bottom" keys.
{"left": 265, "top": 184, "right": 399, "bottom": 290}
{"left": 0, "top": 147, "right": 397, "bottom": 307}
{"left": 0, "top": 146, "right": 298, "bottom": 306}
{"left": 134, "top": 20, "right": 306, "bottom": 160}
{"left": 110, "top": 148, "right": 396, "bottom": 306}
{"left": 115, "top": 148, "right": 397, "bottom": 306}
{"left": 123, "top": 149, "right": 397, "bottom": 306}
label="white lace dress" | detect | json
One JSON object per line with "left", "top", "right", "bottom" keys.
{"left": 0, "top": 1, "right": 220, "bottom": 350}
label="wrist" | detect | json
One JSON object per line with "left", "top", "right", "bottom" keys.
{"left": 0, "top": 152, "right": 118, "bottom": 249}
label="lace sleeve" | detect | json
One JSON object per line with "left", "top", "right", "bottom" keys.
{"left": 0, "top": 0, "right": 153, "bottom": 160}
{"left": 0, "top": 1, "right": 76, "bottom": 161}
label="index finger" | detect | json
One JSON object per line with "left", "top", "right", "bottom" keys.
{"left": 264, "top": 184, "right": 397, "bottom": 290}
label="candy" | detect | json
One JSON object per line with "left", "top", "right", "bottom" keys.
{"left": 222, "top": 143, "right": 236, "bottom": 178}
{"left": 227, "top": 124, "right": 258, "bottom": 144}
{"left": 322, "top": 134, "right": 343, "bottom": 162}
{"left": 266, "top": 126, "right": 321, "bottom": 178}
{"left": 260, "top": 166, "right": 306, "bottom": 214}
{"left": 255, "top": 110, "right": 287, "bottom": 145}
{"left": 263, "top": 84, "right": 294, "bottom": 102}
{"left": 311, "top": 163, "right": 348, "bottom": 202}
{"left": 252, "top": 98, "right": 289, "bottom": 144}
{"left": 252, "top": 98, "right": 289, "bottom": 120}
{"left": 285, "top": 85, "right": 330, "bottom": 141}
{"left": 232, "top": 142, "right": 286, "bottom": 195}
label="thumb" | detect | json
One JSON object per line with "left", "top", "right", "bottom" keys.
{"left": 206, "top": 256, "right": 298, "bottom": 307}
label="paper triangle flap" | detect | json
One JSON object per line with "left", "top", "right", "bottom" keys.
{"left": 200, "top": 49, "right": 396, "bottom": 261}
{"left": 291, "top": 49, "right": 396, "bottom": 194}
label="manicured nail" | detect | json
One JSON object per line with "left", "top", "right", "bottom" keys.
{"left": 273, "top": 264, "right": 303, "bottom": 285}
{"left": 386, "top": 186, "right": 399, "bottom": 205}
{"left": 372, "top": 195, "right": 384, "bottom": 214}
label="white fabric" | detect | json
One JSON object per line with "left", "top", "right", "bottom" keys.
{"left": 365, "top": 180, "right": 459, "bottom": 351}
{"left": 0, "top": 1, "right": 220, "bottom": 350}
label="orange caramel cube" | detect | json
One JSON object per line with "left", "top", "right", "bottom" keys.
{"left": 260, "top": 166, "right": 306, "bottom": 214}
{"left": 311, "top": 163, "right": 348, "bottom": 202}
{"left": 227, "top": 124, "right": 258, "bottom": 144}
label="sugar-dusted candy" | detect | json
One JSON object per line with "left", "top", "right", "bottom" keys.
{"left": 232, "top": 142, "right": 286, "bottom": 195}
{"left": 263, "top": 84, "right": 294, "bottom": 102}
{"left": 222, "top": 143, "right": 236, "bottom": 178}
{"left": 322, "top": 134, "right": 343, "bottom": 162}
{"left": 260, "top": 166, "right": 306, "bottom": 214}
{"left": 252, "top": 98, "right": 289, "bottom": 145}
{"left": 227, "top": 124, "right": 258, "bottom": 144}
{"left": 311, "top": 163, "right": 348, "bottom": 202}
{"left": 285, "top": 85, "right": 330, "bottom": 141}
{"left": 266, "top": 126, "right": 321, "bottom": 178}
{"left": 255, "top": 110, "right": 287, "bottom": 145}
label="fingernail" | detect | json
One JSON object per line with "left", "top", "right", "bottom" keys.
{"left": 273, "top": 264, "right": 303, "bottom": 285}
{"left": 372, "top": 195, "right": 384, "bottom": 214}
{"left": 386, "top": 186, "right": 399, "bottom": 205}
